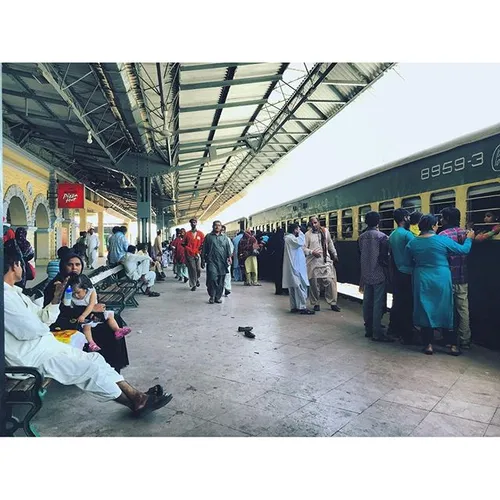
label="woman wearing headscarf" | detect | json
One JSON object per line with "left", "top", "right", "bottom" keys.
{"left": 15, "top": 227, "right": 35, "bottom": 289}
{"left": 238, "top": 230, "right": 261, "bottom": 286}
{"left": 44, "top": 251, "right": 129, "bottom": 373}
{"left": 404, "top": 214, "right": 475, "bottom": 356}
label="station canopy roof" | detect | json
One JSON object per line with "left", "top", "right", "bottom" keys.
{"left": 2, "top": 62, "right": 394, "bottom": 224}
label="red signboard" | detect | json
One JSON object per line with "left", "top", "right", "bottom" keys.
{"left": 57, "top": 183, "right": 85, "bottom": 209}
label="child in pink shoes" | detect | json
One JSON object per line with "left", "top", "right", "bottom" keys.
{"left": 70, "top": 275, "right": 131, "bottom": 351}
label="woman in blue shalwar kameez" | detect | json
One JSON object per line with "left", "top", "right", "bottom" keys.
{"left": 404, "top": 214, "right": 475, "bottom": 356}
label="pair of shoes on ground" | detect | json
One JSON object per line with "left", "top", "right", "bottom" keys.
{"left": 208, "top": 297, "right": 222, "bottom": 304}
{"left": 238, "top": 326, "right": 255, "bottom": 338}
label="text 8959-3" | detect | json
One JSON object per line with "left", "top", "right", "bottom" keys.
{"left": 421, "top": 152, "right": 484, "bottom": 180}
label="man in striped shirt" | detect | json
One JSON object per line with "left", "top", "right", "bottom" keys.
{"left": 439, "top": 207, "right": 471, "bottom": 349}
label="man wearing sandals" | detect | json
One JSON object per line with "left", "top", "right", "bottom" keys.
{"left": 4, "top": 241, "right": 172, "bottom": 417}
{"left": 122, "top": 245, "right": 161, "bottom": 297}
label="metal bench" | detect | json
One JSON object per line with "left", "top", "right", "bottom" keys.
{"left": 4, "top": 367, "right": 52, "bottom": 437}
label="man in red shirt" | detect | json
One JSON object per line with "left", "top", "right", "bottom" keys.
{"left": 183, "top": 218, "right": 205, "bottom": 291}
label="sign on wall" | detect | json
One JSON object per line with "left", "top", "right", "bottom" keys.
{"left": 57, "top": 183, "right": 85, "bottom": 209}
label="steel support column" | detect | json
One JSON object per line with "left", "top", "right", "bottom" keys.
{"left": 137, "top": 176, "right": 152, "bottom": 244}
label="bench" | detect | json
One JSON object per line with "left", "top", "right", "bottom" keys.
{"left": 92, "top": 265, "right": 140, "bottom": 312}
{"left": 4, "top": 367, "right": 52, "bottom": 437}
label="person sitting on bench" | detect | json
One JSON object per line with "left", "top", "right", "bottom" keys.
{"left": 122, "top": 245, "right": 160, "bottom": 297}
{"left": 4, "top": 241, "right": 171, "bottom": 416}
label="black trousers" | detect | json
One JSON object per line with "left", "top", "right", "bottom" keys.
{"left": 390, "top": 270, "right": 413, "bottom": 342}
{"left": 207, "top": 274, "right": 225, "bottom": 300}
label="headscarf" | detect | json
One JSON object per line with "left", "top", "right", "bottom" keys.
{"left": 15, "top": 227, "right": 34, "bottom": 258}
{"left": 43, "top": 251, "right": 86, "bottom": 306}
{"left": 3, "top": 226, "right": 16, "bottom": 243}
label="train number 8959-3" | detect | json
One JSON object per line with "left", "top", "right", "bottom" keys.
{"left": 421, "top": 152, "right": 484, "bottom": 180}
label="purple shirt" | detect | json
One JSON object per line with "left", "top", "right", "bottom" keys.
{"left": 439, "top": 226, "right": 468, "bottom": 284}
{"left": 358, "top": 228, "right": 389, "bottom": 286}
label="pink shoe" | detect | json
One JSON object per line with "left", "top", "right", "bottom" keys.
{"left": 115, "top": 327, "right": 132, "bottom": 339}
{"left": 88, "top": 341, "right": 101, "bottom": 352}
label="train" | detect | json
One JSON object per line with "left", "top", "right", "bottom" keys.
{"left": 225, "top": 124, "right": 500, "bottom": 348}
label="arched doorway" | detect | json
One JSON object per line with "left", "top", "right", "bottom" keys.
{"left": 34, "top": 201, "right": 51, "bottom": 264}
{"left": 6, "top": 196, "right": 28, "bottom": 228}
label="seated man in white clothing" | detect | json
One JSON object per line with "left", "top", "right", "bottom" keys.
{"left": 4, "top": 242, "right": 171, "bottom": 417}
{"left": 122, "top": 245, "right": 160, "bottom": 297}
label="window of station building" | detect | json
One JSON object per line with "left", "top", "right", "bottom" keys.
{"left": 402, "top": 196, "right": 422, "bottom": 215}
{"left": 358, "top": 205, "right": 371, "bottom": 234}
{"left": 430, "top": 190, "right": 456, "bottom": 228}
{"left": 329, "top": 211, "right": 338, "bottom": 239}
{"left": 466, "top": 183, "right": 500, "bottom": 231}
{"left": 341, "top": 209, "right": 353, "bottom": 238}
{"left": 378, "top": 201, "right": 395, "bottom": 235}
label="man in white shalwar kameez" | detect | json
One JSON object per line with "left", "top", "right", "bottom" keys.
{"left": 3, "top": 244, "right": 172, "bottom": 417}
{"left": 85, "top": 227, "right": 99, "bottom": 269}
{"left": 303, "top": 216, "right": 341, "bottom": 312}
{"left": 222, "top": 225, "right": 234, "bottom": 296}
{"left": 282, "top": 223, "right": 315, "bottom": 315}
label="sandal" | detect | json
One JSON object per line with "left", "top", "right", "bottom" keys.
{"left": 423, "top": 347, "right": 433, "bottom": 355}
{"left": 88, "top": 341, "right": 101, "bottom": 352}
{"left": 447, "top": 346, "right": 462, "bottom": 357}
{"left": 133, "top": 393, "right": 173, "bottom": 418}
{"left": 145, "top": 384, "right": 164, "bottom": 397}
{"left": 115, "top": 327, "right": 132, "bottom": 339}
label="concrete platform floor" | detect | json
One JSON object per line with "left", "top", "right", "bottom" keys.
{"left": 33, "top": 267, "right": 500, "bottom": 437}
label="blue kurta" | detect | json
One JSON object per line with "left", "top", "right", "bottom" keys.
{"left": 404, "top": 235, "right": 472, "bottom": 329}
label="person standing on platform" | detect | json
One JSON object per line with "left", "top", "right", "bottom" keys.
{"left": 184, "top": 218, "right": 205, "bottom": 292}
{"left": 388, "top": 208, "right": 414, "bottom": 344}
{"left": 221, "top": 225, "right": 234, "bottom": 296}
{"left": 268, "top": 228, "right": 286, "bottom": 295}
{"left": 108, "top": 226, "right": 129, "bottom": 266}
{"left": 303, "top": 216, "right": 340, "bottom": 312}
{"left": 232, "top": 230, "right": 244, "bottom": 282}
{"left": 202, "top": 221, "right": 232, "bottom": 304}
{"left": 282, "top": 223, "right": 314, "bottom": 315}
{"left": 404, "top": 214, "right": 474, "bottom": 355}
{"left": 439, "top": 207, "right": 472, "bottom": 350}
{"left": 238, "top": 230, "right": 261, "bottom": 286}
{"left": 358, "top": 211, "right": 393, "bottom": 342}
{"left": 153, "top": 230, "right": 163, "bottom": 260}
{"left": 409, "top": 211, "right": 423, "bottom": 237}
{"left": 85, "top": 227, "right": 99, "bottom": 270}
{"left": 173, "top": 228, "right": 189, "bottom": 283}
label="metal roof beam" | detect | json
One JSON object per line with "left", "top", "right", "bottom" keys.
{"left": 179, "top": 120, "right": 254, "bottom": 135}
{"left": 180, "top": 74, "right": 281, "bottom": 91}
{"left": 321, "top": 79, "right": 368, "bottom": 87}
{"left": 37, "top": 63, "right": 123, "bottom": 165}
{"left": 2, "top": 88, "right": 65, "bottom": 106}
{"left": 180, "top": 98, "right": 267, "bottom": 113}
{"left": 181, "top": 62, "right": 260, "bottom": 72}
{"left": 306, "top": 99, "right": 347, "bottom": 104}
{"left": 179, "top": 134, "right": 260, "bottom": 150}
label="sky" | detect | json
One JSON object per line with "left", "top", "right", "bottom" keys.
{"left": 178, "top": 63, "right": 500, "bottom": 235}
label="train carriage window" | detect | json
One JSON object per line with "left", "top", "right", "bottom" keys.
{"left": 281, "top": 221, "right": 286, "bottom": 230}
{"left": 430, "top": 190, "right": 456, "bottom": 228}
{"left": 378, "top": 201, "right": 395, "bottom": 235}
{"left": 466, "top": 183, "right": 500, "bottom": 231}
{"left": 341, "top": 209, "right": 353, "bottom": 238}
{"left": 358, "top": 205, "right": 372, "bottom": 234}
{"left": 318, "top": 214, "right": 326, "bottom": 227}
{"left": 402, "top": 196, "right": 422, "bottom": 214}
{"left": 329, "top": 211, "right": 338, "bottom": 240}
{"left": 266, "top": 224, "right": 270, "bottom": 232}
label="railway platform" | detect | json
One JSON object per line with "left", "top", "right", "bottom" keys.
{"left": 32, "top": 269, "right": 500, "bottom": 437}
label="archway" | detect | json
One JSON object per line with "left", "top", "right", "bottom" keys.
{"left": 34, "top": 201, "right": 51, "bottom": 264}
{"left": 6, "top": 196, "right": 28, "bottom": 228}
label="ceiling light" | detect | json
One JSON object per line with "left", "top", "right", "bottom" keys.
{"left": 87, "top": 130, "right": 93, "bottom": 144}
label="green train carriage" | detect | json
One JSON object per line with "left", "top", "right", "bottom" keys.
{"left": 248, "top": 124, "right": 500, "bottom": 348}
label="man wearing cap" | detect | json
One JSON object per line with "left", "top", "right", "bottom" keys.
{"left": 183, "top": 218, "right": 205, "bottom": 292}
